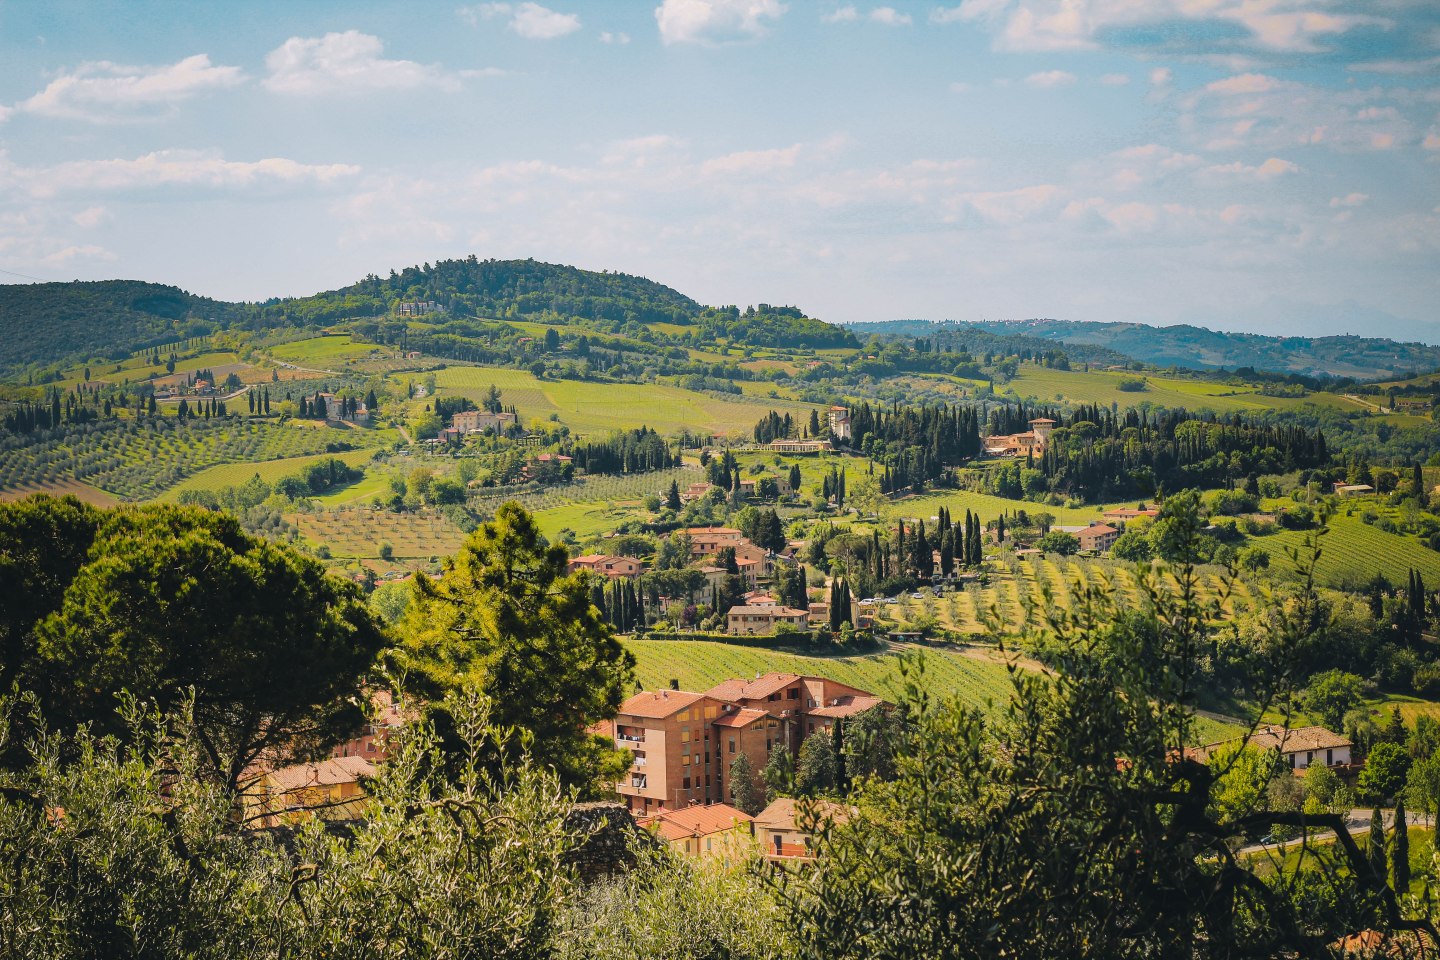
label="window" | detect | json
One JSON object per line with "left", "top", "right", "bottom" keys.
{"left": 681, "top": 727, "right": 690, "bottom": 743}
{"left": 808, "top": 722, "right": 814, "bottom": 734}
{"left": 1327, "top": 749, "right": 1334, "bottom": 764}
{"left": 694, "top": 753, "right": 700, "bottom": 765}
{"left": 678, "top": 710, "right": 690, "bottom": 722}
{"left": 683, "top": 776, "right": 691, "bottom": 789}
{"left": 705, "top": 751, "right": 711, "bottom": 764}
{"left": 729, "top": 738, "right": 736, "bottom": 754}
{"left": 788, "top": 689, "right": 799, "bottom": 699}
{"left": 704, "top": 706, "right": 718, "bottom": 719}
{"left": 707, "top": 838, "right": 713, "bottom": 852}
{"left": 683, "top": 755, "right": 691, "bottom": 766}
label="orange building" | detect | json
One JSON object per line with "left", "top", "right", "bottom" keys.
{"left": 609, "top": 674, "right": 884, "bottom": 815}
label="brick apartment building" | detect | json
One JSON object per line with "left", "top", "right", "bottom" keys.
{"left": 606, "top": 673, "right": 885, "bottom": 816}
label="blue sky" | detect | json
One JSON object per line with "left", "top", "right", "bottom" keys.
{"left": 0, "top": 0, "right": 1437, "bottom": 340}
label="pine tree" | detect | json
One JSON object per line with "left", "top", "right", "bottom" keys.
{"left": 1392, "top": 799, "right": 1411, "bottom": 895}
{"left": 665, "top": 480, "right": 681, "bottom": 511}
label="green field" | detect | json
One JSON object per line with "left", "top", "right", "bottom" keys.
{"left": 404, "top": 365, "right": 818, "bottom": 438}
{"left": 270, "top": 335, "right": 388, "bottom": 364}
{"left": 626, "top": 638, "right": 1243, "bottom": 743}
{"left": 159, "top": 447, "right": 380, "bottom": 500}
{"left": 1261, "top": 508, "right": 1440, "bottom": 589}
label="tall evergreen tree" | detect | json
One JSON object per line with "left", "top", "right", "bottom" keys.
{"left": 1392, "top": 799, "right": 1411, "bottom": 895}
{"left": 1367, "top": 806, "right": 1387, "bottom": 886}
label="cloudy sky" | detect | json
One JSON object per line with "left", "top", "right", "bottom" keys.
{"left": 1, "top": 0, "right": 1438, "bottom": 340}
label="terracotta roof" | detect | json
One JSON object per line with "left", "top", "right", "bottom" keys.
{"left": 644, "top": 803, "right": 752, "bottom": 842}
{"left": 1077, "top": 524, "right": 1119, "bottom": 538}
{"left": 267, "top": 756, "right": 375, "bottom": 792}
{"left": 711, "top": 672, "right": 803, "bottom": 701}
{"left": 752, "top": 797, "right": 849, "bottom": 830}
{"left": 703, "top": 679, "right": 747, "bottom": 702}
{"left": 712, "top": 707, "right": 771, "bottom": 728}
{"left": 685, "top": 526, "right": 741, "bottom": 536}
{"left": 809, "top": 695, "right": 885, "bottom": 718}
{"left": 1197, "top": 725, "right": 1352, "bottom": 759}
{"left": 617, "top": 689, "right": 706, "bottom": 720}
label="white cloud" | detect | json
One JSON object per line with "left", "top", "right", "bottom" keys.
{"left": 15, "top": 54, "right": 244, "bottom": 122}
{"left": 822, "top": 6, "right": 858, "bottom": 23}
{"left": 599, "top": 31, "right": 632, "bottom": 44}
{"left": 1098, "top": 73, "right": 1129, "bottom": 86}
{"left": 1201, "top": 156, "right": 1299, "bottom": 181}
{"left": 1183, "top": 74, "right": 1422, "bottom": 153}
{"left": 1149, "top": 67, "right": 1172, "bottom": 87}
{"left": 991, "top": 0, "right": 1391, "bottom": 55}
{"left": 949, "top": 81, "right": 973, "bottom": 93}
{"left": 1425, "top": 133, "right": 1440, "bottom": 151}
{"left": 931, "top": 0, "right": 1010, "bottom": 23}
{"left": 71, "top": 205, "right": 109, "bottom": 228}
{"left": 1204, "top": 73, "right": 1288, "bottom": 96}
{"left": 264, "top": 31, "right": 470, "bottom": 95}
{"left": 958, "top": 184, "right": 1061, "bottom": 224}
{"left": 461, "top": 3, "right": 582, "bottom": 39}
{"left": 43, "top": 244, "right": 116, "bottom": 265}
{"left": 870, "top": 6, "right": 913, "bottom": 25}
{"left": 1329, "top": 193, "right": 1369, "bottom": 208}
{"left": 15, "top": 150, "right": 361, "bottom": 198}
{"left": 1025, "top": 69, "right": 1076, "bottom": 88}
{"left": 654, "top": 0, "right": 786, "bottom": 45}
{"left": 701, "top": 144, "right": 802, "bottom": 175}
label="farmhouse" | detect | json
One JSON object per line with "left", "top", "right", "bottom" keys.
{"left": 569, "top": 555, "right": 645, "bottom": 579}
{"left": 1335, "top": 483, "right": 1374, "bottom": 498}
{"left": 1075, "top": 522, "right": 1121, "bottom": 553}
{"left": 768, "top": 438, "right": 833, "bottom": 454}
{"left": 827, "top": 405, "right": 852, "bottom": 441}
{"left": 1193, "top": 725, "right": 1354, "bottom": 772}
{"left": 681, "top": 481, "right": 720, "bottom": 502}
{"left": 727, "top": 605, "right": 809, "bottom": 635}
{"left": 608, "top": 675, "right": 885, "bottom": 815}
{"left": 451, "top": 410, "right": 517, "bottom": 434}
{"left": 983, "top": 418, "right": 1056, "bottom": 457}
{"left": 1103, "top": 505, "right": 1160, "bottom": 522}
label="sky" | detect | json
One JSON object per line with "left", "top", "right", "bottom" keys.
{"left": 0, "top": 0, "right": 1438, "bottom": 341}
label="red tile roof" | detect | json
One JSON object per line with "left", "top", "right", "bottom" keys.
{"left": 644, "top": 803, "right": 753, "bottom": 842}
{"left": 266, "top": 756, "right": 375, "bottom": 792}
{"left": 617, "top": 689, "right": 707, "bottom": 720}
{"left": 712, "top": 707, "right": 771, "bottom": 728}
{"left": 808, "top": 695, "right": 884, "bottom": 718}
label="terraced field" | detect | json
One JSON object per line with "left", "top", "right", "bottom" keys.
{"left": 159, "top": 447, "right": 380, "bottom": 500}
{"left": 294, "top": 508, "right": 466, "bottom": 559}
{"left": 402, "top": 365, "right": 819, "bottom": 438}
{"left": 626, "top": 638, "right": 1245, "bottom": 744}
{"left": 873, "top": 555, "right": 1253, "bottom": 636}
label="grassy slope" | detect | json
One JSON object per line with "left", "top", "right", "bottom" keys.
{"left": 884, "top": 488, "right": 1132, "bottom": 525}
{"left": 1261, "top": 507, "right": 1440, "bottom": 589}
{"left": 626, "top": 638, "right": 1243, "bottom": 743}
{"left": 405, "top": 365, "right": 819, "bottom": 438}
{"left": 158, "top": 447, "right": 379, "bottom": 500}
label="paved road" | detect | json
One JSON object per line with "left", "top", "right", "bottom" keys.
{"left": 1238, "top": 808, "right": 1434, "bottom": 858}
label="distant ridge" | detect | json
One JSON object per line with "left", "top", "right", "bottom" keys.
{"left": 0, "top": 257, "right": 855, "bottom": 375}
{"left": 849, "top": 318, "right": 1440, "bottom": 381}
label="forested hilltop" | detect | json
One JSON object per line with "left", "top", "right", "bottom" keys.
{"left": 857, "top": 318, "right": 1440, "bottom": 380}
{"left": 0, "top": 280, "right": 249, "bottom": 375}
{"left": 0, "top": 258, "right": 855, "bottom": 376}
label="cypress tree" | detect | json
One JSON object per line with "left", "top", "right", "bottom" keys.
{"left": 1392, "top": 799, "right": 1410, "bottom": 895}
{"left": 1368, "top": 807, "right": 1387, "bottom": 887}
{"left": 833, "top": 718, "right": 848, "bottom": 791}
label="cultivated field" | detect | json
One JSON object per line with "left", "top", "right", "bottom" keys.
{"left": 403, "top": 365, "right": 820, "bottom": 438}
{"left": 883, "top": 488, "right": 1134, "bottom": 526}
{"left": 871, "top": 554, "right": 1254, "bottom": 636}
{"left": 294, "top": 508, "right": 466, "bottom": 559}
{"left": 269, "top": 335, "right": 391, "bottom": 365}
{"left": 1261, "top": 508, "right": 1440, "bottom": 589}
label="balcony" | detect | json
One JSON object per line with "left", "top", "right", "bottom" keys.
{"left": 630, "top": 776, "right": 648, "bottom": 789}
{"left": 617, "top": 732, "right": 645, "bottom": 744}
{"left": 632, "top": 756, "right": 647, "bottom": 768}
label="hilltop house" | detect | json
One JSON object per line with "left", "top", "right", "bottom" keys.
{"left": 727, "top": 604, "right": 809, "bottom": 635}
{"left": 569, "top": 555, "right": 645, "bottom": 580}
{"left": 983, "top": 418, "right": 1056, "bottom": 457}
{"left": 451, "top": 410, "right": 517, "bottom": 434}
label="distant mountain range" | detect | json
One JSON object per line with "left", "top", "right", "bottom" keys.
{"left": 851, "top": 319, "right": 1440, "bottom": 381}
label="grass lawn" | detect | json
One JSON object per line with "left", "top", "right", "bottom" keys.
{"left": 401, "top": 365, "right": 819, "bottom": 438}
